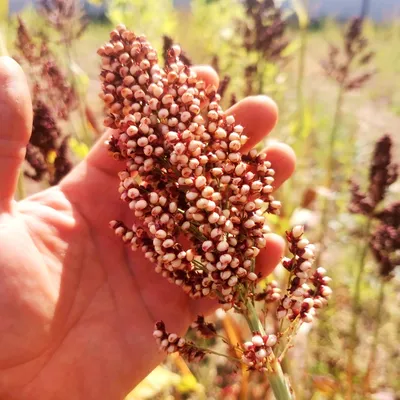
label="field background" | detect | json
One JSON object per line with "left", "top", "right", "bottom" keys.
{"left": 2, "top": 0, "right": 399, "bottom": 399}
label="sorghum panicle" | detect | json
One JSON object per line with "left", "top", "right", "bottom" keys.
{"left": 321, "top": 17, "right": 375, "bottom": 90}
{"left": 52, "top": 136, "right": 73, "bottom": 185}
{"left": 15, "top": 18, "right": 75, "bottom": 185}
{"left": 153, "top": 321, "right": 206, "bottom": 362}
{"left": 25, "top": 102, "right": 72, "bottom": 184}
{"left": 371, "top": 202, "right": 400, "bottom": 278}
{"left": 99, "top": 25, "right": 281, "bottom": 308}
{"left": 241, "top": 333, "right": 277, "bottom": 372}
{"left": 15, "top": 18, "right": 78, "bottom": 119}
{"left": 153, "top": 227, "right": 331, "bottom": 371}
{"left": 349, "top": 135, "right": 398, "bottom": 216}
{"left": 367, "top": 135, "right": 398, "bottom": 206}
{"left": 278, "top": 227, "right": 332, "bottom": 323}
{"left": 241, "top": 0, "right": 289, "bottom": 63}
{"left": 99, "top": 26, "right": 331, "bottom": 380}
{"left": 38, "top": 0, "right": 88, "bottom": 44}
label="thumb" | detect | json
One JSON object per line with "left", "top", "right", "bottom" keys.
{"left": 0, "top": 57, "right": 32, "bottom": 212}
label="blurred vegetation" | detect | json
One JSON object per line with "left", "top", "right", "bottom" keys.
{"left": 3, "top": 0, "right": 399, "bottom": 398}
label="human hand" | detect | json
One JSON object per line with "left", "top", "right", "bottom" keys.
{"left": 0, "top": 57, "right": 295, "bottom": 399}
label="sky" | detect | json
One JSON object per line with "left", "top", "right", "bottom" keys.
{"left": 9, "top": 0, "right": 400, "bottom": 21}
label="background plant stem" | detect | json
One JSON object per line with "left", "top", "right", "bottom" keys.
{"left": 64, "top": 44, "right": 92, "bottom": 146}
{"left": 317, "top": 84, "right": 345, "bottom": 264}
{"left": 17, "top": 171, "right": 26, "bottom": 200}
{"left": 347, "top": 216, "right": 372, "bottom": 399}
{"left": 363, "top": 279, "right": 386, "bottom": 395}
{"left": 361, "top": 0, "right": 370, "bottom": 19}
{"left": 296, "top": 14, "right": 307, "bottom": 125}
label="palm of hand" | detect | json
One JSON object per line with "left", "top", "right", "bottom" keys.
{"left": 0, "top": 58, "right": 294, "bottom": 399}
{"left": 1, "top": 166, "right": 216, "bottom": 398}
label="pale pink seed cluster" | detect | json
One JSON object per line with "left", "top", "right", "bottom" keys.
{"left": 277, "top": 226, "right": 332, "bottom": 322}
{"left": 99, "top": 25, "right": 281, "bottom": 307}
{"left": 153, "top": 321, "right": 206, "bottom": 362}
{"left": 241, "top": 333, "right": 278, "bottom": 372}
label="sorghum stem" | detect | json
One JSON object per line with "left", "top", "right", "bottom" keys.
{"left": 246, "top": 299, "right": 264, "bottom": 333}
{"left": 347, "top": 215, "right": 372, "bottom": 399}
{"left": 246, "top": 300, "right": 293, "bottom": 400}
{"left": 268, "top": 356, "right": 293, "bottom": 400}
{"left": 363, "top": 279, "right": 386, "bottom": 395}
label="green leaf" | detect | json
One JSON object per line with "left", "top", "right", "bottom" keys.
{"left": 0, "top": 0, "right": 8, "bottom": 23}
{"left": 0, "top": 0, "right": 8, "bottom": 56}
{"left": 281, "top": 39, "right": 301, "bottom": 58}
{"left": 69, "top": 138, "right": 90, "bottom": 159}
{"left": 125, "top": 365, "right": 180, "bottom": 399}
{"left": 177, "top": 374, "right": 200, "bottom": 393}
{"left": 300, "top": 105, "right": 313, "bottom": 139}
{"left": 292, "top": 0, "right": 309, "bottom": 29}
{"left": 69, "top": 61, "right": 90, "bottom": 97}
{"left": 107, "top": 0, "right": 177, "bottom": 51}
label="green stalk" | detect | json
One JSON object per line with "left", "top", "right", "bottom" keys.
{"left": 246, "top": 299, "right": 265, "bottom": 333}
{"left": 257, "top": 54, "right": 266, "bottom": 94}
{"left": 268, "top": 357, "right": 293, "bottom": 400}
{"left": 293, "top": 0, "right": 309, "bottom": 147}
{"left": 347, "top": 216, "right": 372, "bottom": 399}
{"left": 246, "top": 300, "right": 294, "bottom": 400}
{"left": 324, "top": 82, "right": 345, "bottom": 207}
{"left": 63, "top": 43, "right": 92, "bottom": 146}
{"left": 317, "top": 84, "right": 345, "bottom": 263}
{"left": 362, "top": 279, "right": 386, "bottom": 395}
{"left": 295, "top": 9, "right": 307, "bottom": 128}
{"left": 282, "top": 1, "right": 308, "bottom": 222}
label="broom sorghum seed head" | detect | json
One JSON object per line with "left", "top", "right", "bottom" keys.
{"left": 100, "top": 26, "right": 282, "bottom": 308}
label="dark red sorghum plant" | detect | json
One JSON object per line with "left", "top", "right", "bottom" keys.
{"left": 38, "top": 0, "right": 88, "bottom": 46}
{"left": 98, "top": 25, "right": 331, "bottom": 399}
{"left": 15, "top": 18, "right": 77, "bottom": 119}
{"left": 15, "top": 18, "right": 74, "bottom": 185}
{"left": 25, "top": 101, "right": 72, "bottom": 184}
{"left": 321, "top": 17, "right": 375, "bottom": 91}
{"left": 349, "top": 135, "right": 398, "bottom": 217}
{"left": 347, "top": 134, "right": 398, "bottom": 397}
{"left": 371, "top": 202, "right": 400, "bottom": 279}
{"left": 238, "top": 0, "right": 290, "bottom": 96}
{"left": 240, "top": 0, "right": 289, "bottom": 63}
